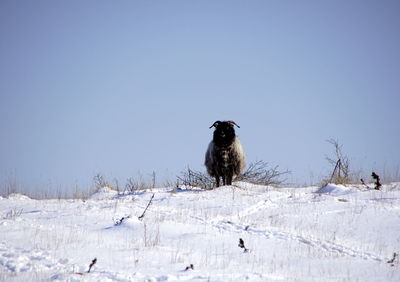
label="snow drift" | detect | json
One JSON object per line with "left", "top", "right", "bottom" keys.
{"left": 1, "top": 183, "right": 399, "bottom": 281}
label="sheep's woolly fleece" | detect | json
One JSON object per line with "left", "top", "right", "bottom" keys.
{"left": 1, "top": 182, "right": 400, "bottom": 281}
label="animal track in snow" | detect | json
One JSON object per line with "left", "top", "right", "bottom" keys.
{"left": 210, "top": 219, "right": 385, "bottom": 263}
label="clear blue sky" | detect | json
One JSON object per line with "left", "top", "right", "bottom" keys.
{"left": 1, "top": 0, "right": 399, "bottom": 193}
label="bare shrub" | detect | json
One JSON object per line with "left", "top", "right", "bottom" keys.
{"left": 3, "top": 208, "right": 23, "bottom": 220}
{"left": 177, "top": 167, "right": 215, "bottom": 190}
{"left": 323, "top": 139, "right": 352, "bottom": 185}
{"left": 125, "top": 177, "right": 142, "bottom": 192}
{"left": 178, "top": 161, "right": 289, "bottom": 189}
{"left": 125, "top": 172, "right": 156, "bottom": 192}
{"left": 92, "top": 174, "right": 122, "bottom": 192}
{"left": 235, "top": 160, "right": 290, "bottom": 186}
{"left": 93, "top": 173, "right": 109, "bottom": 189}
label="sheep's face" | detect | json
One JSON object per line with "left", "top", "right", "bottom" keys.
{"left": 211, "top": 121, "right": 237, "bottom": 147}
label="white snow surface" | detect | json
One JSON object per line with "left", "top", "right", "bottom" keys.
{"left": 1, "top": 183, "right": 400, "bottom": 281}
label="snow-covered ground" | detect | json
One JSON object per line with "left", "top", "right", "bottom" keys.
{"left": 1, "top": 182, "right": 399, "bottom": 281}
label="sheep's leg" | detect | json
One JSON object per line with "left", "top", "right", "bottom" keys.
{"left": 226, "top": 174, "right": 233, "bottom": 186}
{"left": 222, "top": 175, "right": 226, "bottom": 186}
{"left": 215, "top": 176, "right": 220, "bottom": 187}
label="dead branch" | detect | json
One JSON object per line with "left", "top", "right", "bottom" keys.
{"left": 387, "top": 252, "right": 397, "bottom": 264}
{"left": 88, "top": 258, "right": 97, "bottom": 273}
{"left": 138, "top": 193, "right": 155, "bottom": 220}
{"left": 360, "top": 178, "right": 370, "bottom": 189}
{"left": 372, "top": 172, "right": 382, "bottom": 190}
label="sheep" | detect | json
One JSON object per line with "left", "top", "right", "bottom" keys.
{"left": 205, "top": 120, "right": 246, "bottom": 187}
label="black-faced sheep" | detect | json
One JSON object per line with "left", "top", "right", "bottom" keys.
{"left": 205, "top": 120, "right": 246, "bottom": 187}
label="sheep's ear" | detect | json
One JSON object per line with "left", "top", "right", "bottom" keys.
{"left": 209, "top": 121, "right": 221, "bottom": 129}
{"left": 228, "top": 120, "right": 240, "bottom": 128}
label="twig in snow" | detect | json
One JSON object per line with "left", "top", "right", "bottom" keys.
{"left": 114, "top": 215, "right": 131, "bottom": 226}
{"left": 387, "top": 252, "right": 397, "bottom": 266}
{"left": 138, "top": 193, "right": 155, "bottom": 220}
{"left": 238, "top": 238, "right": 249, "bottom": 253}
{"left": 360, "top": 178, "right": 370, "bottom": 189}
{"left": 184, "top": 264, "right": 194, "bottom": 271}
{"left": 88, "top": 258, "right": 97, "bottom": 273}
{"left": 74, "top": 258, "right": 97, "bottom": 275}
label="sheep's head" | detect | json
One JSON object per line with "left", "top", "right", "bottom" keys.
{"left": 209, "top": 120, "right": 240, "bottom": 147}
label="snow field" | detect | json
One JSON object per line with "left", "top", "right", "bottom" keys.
{"left": 1, "top": 183, "right": 399, "bottom": 281}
